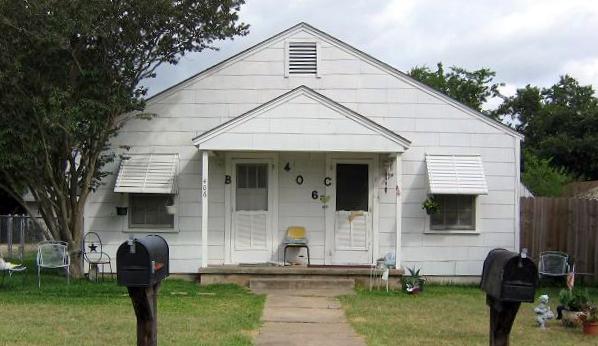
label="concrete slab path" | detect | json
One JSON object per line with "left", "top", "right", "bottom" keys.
{"left": 253, "top": 288, "right": 366, "bottom": 346}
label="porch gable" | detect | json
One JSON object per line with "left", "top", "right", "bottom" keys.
{"left": 192, "top": 86, "right": 410, "bottom": 152}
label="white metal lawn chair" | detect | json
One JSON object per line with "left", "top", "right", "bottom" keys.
{"left": 36, "top": 241, "right": 70, "bottom": 288}
{"left": 538, "top": 251, "right": 570, "bottom": 280}
{"left": 0, "top": 249, "right": 27, "bottom": 287}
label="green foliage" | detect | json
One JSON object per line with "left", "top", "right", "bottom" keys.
{"left": 402, "top": 266, "right": 425, "bottom": 291}
{"left": 585, "top": 305, "right": 598, "bottom": 323}
{"left": 496, "top": 75, "right": 598, "bottom": 179}
{"left": 559, "top": 288, "right": 591, "bottom": 311}
{"left": 409, "top": 62, "right": 503, "bottom": 117}
{"left": 0, "top": 1, "right": 248, "bottom": 273}
{"left": 522, "top": 151, "right": 572, "bottom": 196}
{"left": 421, "top": 197, "right": 439, "bottom": 214}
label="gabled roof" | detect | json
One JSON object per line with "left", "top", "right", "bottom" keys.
{"left": 149, "top": 22, "right": 523, "bottom": 140}
{"left": 192, "top": 86, "right": 411, "bottom": 152}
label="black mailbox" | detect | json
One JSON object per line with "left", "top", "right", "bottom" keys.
{"left": 481, "top": 248, "right": 538, "bottom": 303}
{"left": 481, "top": 248, "right": 539, "bottom": 345}
{"left": 117, "top": 235, "right": 169, "bottom": 287}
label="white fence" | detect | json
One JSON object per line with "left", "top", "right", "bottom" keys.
{"left": 0, "top": 215, "right": 47, "bottom": 259}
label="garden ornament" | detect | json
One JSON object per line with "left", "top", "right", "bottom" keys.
{"left": 534, "top": 294, "right": 554, "bottom": 328}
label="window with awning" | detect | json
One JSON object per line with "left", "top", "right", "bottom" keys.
{"left": 114, "top": 154, "right": 178, "bottom": 194}
{"left": 425, "top": 155, "right": 488, "bottom": 195}
{"left": 425, "top": 155, "right": 487, "bottom": 232}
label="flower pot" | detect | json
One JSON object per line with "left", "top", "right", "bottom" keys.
{"left": 116, "top": 206, "right": 128, "bottom": 216}
{"left": 561, "top": 310, "right": 584, "bottom": 328}
{"left": 425, "top": 208, "right": 438, "bottom": 215}
{"left": 583, "top": 322, "right": 598, "bottom": 335}
{"left": 402, "top": 278, "right": 425, "bottom": 293}
{"left": 166, "top": 205, "right": 176, "bottom": 215}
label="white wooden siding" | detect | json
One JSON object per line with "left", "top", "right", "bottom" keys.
{"left": 85, "top": 25, "right": 519, "bottom": 275}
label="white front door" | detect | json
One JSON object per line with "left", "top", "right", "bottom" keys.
{"left": 231, "top": 159, "right": 275, "bottom": 263}
{"left": 327, "top": 160, "right": 373, "bottom": 265}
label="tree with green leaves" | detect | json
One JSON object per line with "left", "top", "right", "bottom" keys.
{"left": 409, "top": 62, "right": 503, "bottom": 117}
{"left": 0, "top": 0, "right": 248, "bottom": 276}
{"left": 495, "top": 75, "right": 598, "bottom": 180}
{"left": 521, "top": 151, "right": 572, "bottom": 197}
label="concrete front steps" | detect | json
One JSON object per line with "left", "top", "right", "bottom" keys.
{"left": 198, "top": 265, "right": 403, "bottom": 289}
{"left": 249, "top": 277, "right": 355, "bottom": 290}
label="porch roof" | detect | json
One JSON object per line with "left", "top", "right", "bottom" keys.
{"left": 192, "top": 86, "right": 411, "bottom": 153}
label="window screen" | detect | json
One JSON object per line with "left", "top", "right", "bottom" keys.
{"left": 129, "top": 194, "right": 174, "bottom": 228}
{"left": 430, "top": 194, "right": 475, "bottom": 230}
{"left": 236, "top": 164, "right": 268, "bottom": 211}
{"left": 336, "top": 164, "right": 368, "bottom": 211}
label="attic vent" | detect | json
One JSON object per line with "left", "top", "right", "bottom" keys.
{"left": 287, "top": 42, "right": 318, "bottom": 75}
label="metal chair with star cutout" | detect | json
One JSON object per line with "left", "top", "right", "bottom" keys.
{"left": 83, "top": 232, "right": 113, "bottom": 282}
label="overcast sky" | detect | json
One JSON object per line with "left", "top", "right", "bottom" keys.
{"left": 144, "top": 0, "right": 598, "bottom": 106}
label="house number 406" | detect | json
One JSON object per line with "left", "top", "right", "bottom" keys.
{"left": 202, "top": 179, "right": 208, "bottom": 197}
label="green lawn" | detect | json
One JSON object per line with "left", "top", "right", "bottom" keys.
{"left": 340, "top": 285, "right": 598, "bottom": 346}
{"left": 0, "top": 268, "right": 264, "bottom": 346}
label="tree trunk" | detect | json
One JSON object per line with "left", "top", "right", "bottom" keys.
{"left": 69, "top": 248, "right": 84, "bottom": 278}
{"left": 67, "top": 206, "right": 85, "bottom": 278}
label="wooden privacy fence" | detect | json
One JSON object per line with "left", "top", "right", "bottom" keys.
{"left": 520, "top": 197, "right": 598, "bottom": 281}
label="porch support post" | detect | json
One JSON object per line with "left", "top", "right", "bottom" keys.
{"left": 394, "top": 153, "right": 402, "bottom": 269}
{"left": 201, "top": 151, "right": 209, "bottom": 268}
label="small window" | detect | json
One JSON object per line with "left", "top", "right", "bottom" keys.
{"left": 129, "top": 194, "right": 174, "bottom": 228}
{"left": 430, "top": 195, "right": 476, "bottom": 230}
{"left": 236, "top": 164, "right": 268, "bottom": 211}
{"left": 287, "top": 42, "right": 317, "bottom": 75}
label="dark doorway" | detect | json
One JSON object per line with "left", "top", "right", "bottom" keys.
{"left": 336, "top": 164, "right": 368, "bottom": 211}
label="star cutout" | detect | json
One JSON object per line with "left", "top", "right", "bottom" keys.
{"left": 88, "top": 243, "right": 98, "bottom": 252}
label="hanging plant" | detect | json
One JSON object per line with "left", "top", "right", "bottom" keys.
{"left": 165, "top": 196, "right": 176, "bottom": 215}
{"left": 422, "top": 197, "right": 440, "bottom": 215}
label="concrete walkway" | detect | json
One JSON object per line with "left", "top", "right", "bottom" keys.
{"left": 253, "top": 289, "right": 366, "bottom": 346}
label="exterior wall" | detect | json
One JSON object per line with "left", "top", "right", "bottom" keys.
{"left": 84, "top": 26, "right": 519, "bottom": 275}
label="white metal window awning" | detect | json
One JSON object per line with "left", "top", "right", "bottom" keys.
{"left": 114, "top": 154, "right": 178, "bottom": 194}
{"left": 425, "top": 154, "right": 488, "bottom": 195}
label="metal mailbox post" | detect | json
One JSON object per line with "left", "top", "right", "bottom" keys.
{"left": 117, "top": 235, "right": 169, "bottom": 346}
{"left": 480, "top": 248, "right": 538, "bottom": 346}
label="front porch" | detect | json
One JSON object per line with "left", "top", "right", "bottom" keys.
{"left": 198, "top": 265, "right": 404, "bottom": 289}
{"left": 193, "top": 86, "right": 411, "bottom": 269}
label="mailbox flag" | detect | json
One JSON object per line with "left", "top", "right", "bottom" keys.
{"left": 566, "top": 271, "right": 575, "bottom": 290}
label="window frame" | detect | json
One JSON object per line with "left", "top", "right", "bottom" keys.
{"left": 424, "top": 194, "right": 481, "bottom": 235}
{"left": 125, "top": 193, "right": 178, "bottom": 232}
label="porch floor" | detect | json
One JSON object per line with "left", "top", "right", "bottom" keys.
{"left": 197, "top": 265, "right": 404, "bottom": 288}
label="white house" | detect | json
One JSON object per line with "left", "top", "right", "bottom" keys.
{"left": 86, "top": 23, "right": 523, "bottom": 277}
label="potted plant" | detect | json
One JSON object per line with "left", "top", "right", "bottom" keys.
{"left": 581, "top": 305, "right": 598, "bottom": 335}
{"left": 116, "top": 206, "right": 128, "bottom": 215}
{"left": 402, "top": 266, "right": 425, "bottom": 294}
{"left": 116, "top": 193, "right": 128, "bottom": 215}
{"left": 558, "top": 288, "right": 590, "bottom": 327}
{"left": 422, "top": 197, "right": 439, "bottom": 215}
{"left": 165, "top": 196, "right": 176, "bottom": 215}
